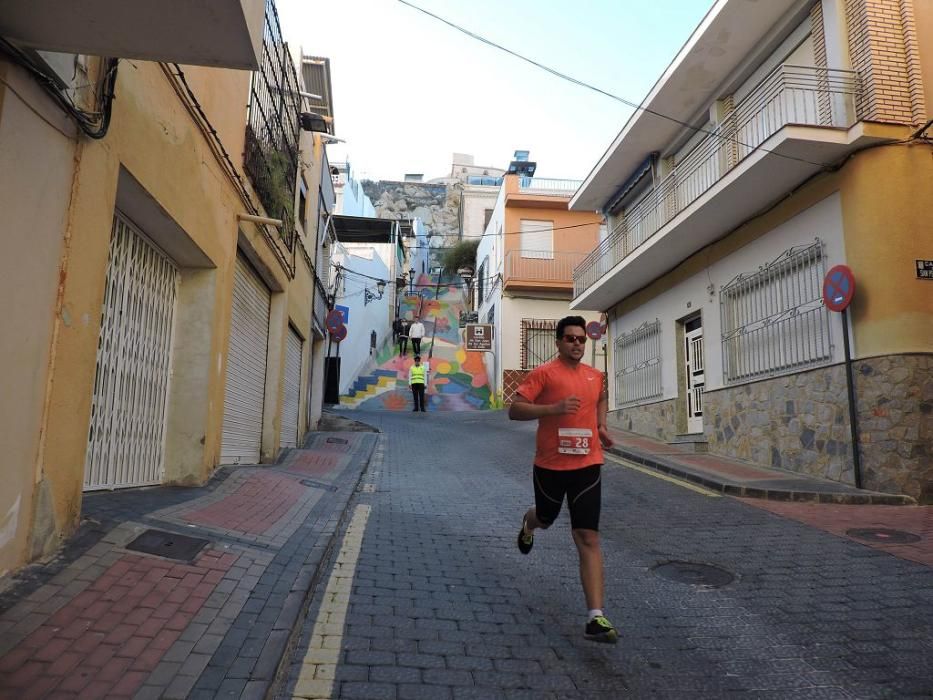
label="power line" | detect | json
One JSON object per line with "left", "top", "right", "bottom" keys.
{"left": 397, "top": 0, "right": 831, "bottom": 169}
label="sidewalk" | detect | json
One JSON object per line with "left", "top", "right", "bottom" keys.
{"left": 603, "top": 426, "right": 916, "bottom": 505}
{"left": 0, "top": 419, "right": 380, "bottom": 700}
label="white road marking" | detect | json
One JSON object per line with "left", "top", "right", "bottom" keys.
{"left": 292, "top": 504, "right": 372, "bottom": 699}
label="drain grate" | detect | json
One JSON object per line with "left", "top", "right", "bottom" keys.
{"left": 846, "top": 528, "right": 921, "bottom": 544}
{"left": 652, "top": 561, "right": 734, "bottom": 588}
{"left": 300, "top": 478, "right": 338, "bottom": 492}
{"left": 125, "top": 529, "right": 209, "bottom": 562}
{"left": 326, "top": 437, "right": 348, "bottom": 444}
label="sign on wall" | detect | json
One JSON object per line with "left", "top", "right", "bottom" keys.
{"left": 465, "top": 324, "right": 494, "bottom": 351}
{"left": 917, "top": 260, "right": 933, "bottom": 280}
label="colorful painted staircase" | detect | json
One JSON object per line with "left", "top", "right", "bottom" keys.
{"left": 339, "top": 275, "right": 495, "bottom": 411}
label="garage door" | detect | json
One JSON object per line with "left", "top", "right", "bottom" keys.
{"left": 220, "top": 256, "right": 270, "bottom": 464}
{"left": 85, "top": 213, "right": 177, "bottom": 490}
{"left": 280, "top": 327, "right": 302, "bottom": 448}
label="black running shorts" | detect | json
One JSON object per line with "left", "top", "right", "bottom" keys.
{"left": 532, "top": 464, "right": 602, "bottom": 531}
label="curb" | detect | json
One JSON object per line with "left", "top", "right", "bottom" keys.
{"left": 266, "top": 432, "right": 382, "bottom": 698}
{"left": 605, "top": 445, "right": 917, "bottom": 506}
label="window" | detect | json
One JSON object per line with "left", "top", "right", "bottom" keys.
{"left": 614, "top": 319, "right": 662, "bottom": 406}
{"left": 520, "top": 219, "right": 554, "bottom": 259}
{"left": 521, "top": 319, "right": 558, "bottom": 370}
{"left": 720, "top": 240, "right": 831, "bottom": 383}
{"left": 298, "top": 180, "right": 308, "bottom": 233}
{"left": 483, "top": 208, "right": 494, "bottom": 230}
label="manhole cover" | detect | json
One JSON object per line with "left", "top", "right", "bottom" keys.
{"left": 125, "top": 529, "right": 210, "bottom": 562}
{"left": 846, "top": 528, "right": 921, "bottom": 544}
{"left": 300, "top": 478, "right": 338, "bottom": 492}
{"left": 652, "top": 561, "right": 734, "bottom": 588}
{"left": 326, "top": 437, "right": 348, "bottom": 444}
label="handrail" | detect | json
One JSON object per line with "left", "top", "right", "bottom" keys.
{"left": 573, "top": 64, "right": 861, "bottom": 299}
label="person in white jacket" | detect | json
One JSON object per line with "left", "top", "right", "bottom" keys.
{"left": 408, "top": 316, "right": 426, "bottom": 355}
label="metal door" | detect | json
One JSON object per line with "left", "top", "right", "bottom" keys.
{"left": 220, "top": 256, "right": 270, "bottom": 464}
{"left": 684, "top": 318, "right": 705, "bottom": 434}
{"left": 280, "top": 327, "right": 302, "bottom": 448}
{"left": 84, "top": 213, "right": 177, "bottom": 490}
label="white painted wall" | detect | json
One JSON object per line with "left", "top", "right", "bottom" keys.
{"left": 331, "top": 244, "right": 393, "bottom": 393}
{"left": 609, "top": 193, "right": 847, "bottom": 407}
{"left": 460, "top": 185, "right": 499, "bottom": 240}
{"left": 500, "top": 297, "right": 602, "bottom": 373}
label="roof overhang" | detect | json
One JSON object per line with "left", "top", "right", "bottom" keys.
{"left": 571, "top": 0, "right": 813, "bottom": 212}
{"left": 0, "top": 0, "right": 265, "bottom": 69}
{"left": 571, "top": 122, "right": 902, "bottom": 312}
{"left": 332, "top": 215, "right": 397, "bottom": 244}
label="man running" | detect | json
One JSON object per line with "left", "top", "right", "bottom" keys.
{"left": 508, "top": 315, "right": 617, "bottom": 643}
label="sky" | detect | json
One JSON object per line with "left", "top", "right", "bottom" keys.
{"left": 276, "top": 0, "right": 716, "bottom": 183}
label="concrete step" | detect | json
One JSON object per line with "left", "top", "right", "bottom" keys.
{"left": 667, "top": 434, "right": 709, "bottom": 453}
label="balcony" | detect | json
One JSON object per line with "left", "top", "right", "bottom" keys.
{"left": 518, "top": 177, "right": 582, "bottom": 194}
{"left": 244, "top": 0, "right": 302, "bottom": 251}
{"left": 0, "top": 0, "right": 264, "bottom": 69}
{"left": 572, "top": 65, "right": 894, "bottom": 310}
{"left": 505, "top": 250, "right": 587, "bottom": 293}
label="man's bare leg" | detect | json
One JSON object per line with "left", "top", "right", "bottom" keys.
{"left": 571, "top": 528, "right": 604, "bottom": 610}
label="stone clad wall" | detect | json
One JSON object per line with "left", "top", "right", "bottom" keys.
{"left": 704, "top": 354, "right": 932, "bottom": 501}
{"left": 607, "top": 398, "right": 679, "bottom": 442}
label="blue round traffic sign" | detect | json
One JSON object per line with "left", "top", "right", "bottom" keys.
{"left": 823, "top": 265, "right": 855, "bottom": 312}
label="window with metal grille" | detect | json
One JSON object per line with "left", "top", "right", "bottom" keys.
{"left": 521, "top": 318, "right": 558, "bottom": 370}
{"left": 477, "top": 258, "right": 487, "bottom": 303}
{"left": 614, "top": 319, "right": 662, "bottom": 406}
{"left": 720, "top": 240, "right": 831, "bottom": 383}
{"left": 245, "top": 0, "right": 301, "bottom": 247}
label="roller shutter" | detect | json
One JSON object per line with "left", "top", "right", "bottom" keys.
{"left": 220, "top": 256, "right": 270, "bottom": 464}
{"left": 280, "top": 327, "right": 302, "bottom": 448}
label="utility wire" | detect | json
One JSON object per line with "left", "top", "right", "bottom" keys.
{"left": 397, "top": 0, "right": 832, "bottom": 169}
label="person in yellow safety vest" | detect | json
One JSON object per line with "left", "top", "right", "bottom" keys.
{"left": 408, "top": 355, "right": 429, "bottom": 412}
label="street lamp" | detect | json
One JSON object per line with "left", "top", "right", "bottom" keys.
{"left": 364, "top": 280, "right": 386, "bottom": 306}
{"left": 409, "top": 267, "right": 416, "bottom": 294}
{"left": 457, "top": 266, "right": 474, "bottom": 310}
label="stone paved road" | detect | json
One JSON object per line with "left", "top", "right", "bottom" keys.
{"left": 277, "top": 411, "right": 933, "bottom": 700}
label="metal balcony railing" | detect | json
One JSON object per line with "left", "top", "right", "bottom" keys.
{"left": 518, "top": 177, "right": 583, "bottom": 193}
{"left": 505, "top": 250, "right": 587, "bottom": 286}
{"left": 573, "top": 64, "right": 861, "bottom": 298}
{"left": 244, "top": 0, "right": 302, "bottom": 250}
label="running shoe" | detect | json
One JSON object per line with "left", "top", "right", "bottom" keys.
{"left": 584, "top": 615, "right": 619, "bottom": 644}
{"left": 517, "top": 519, "right": 534, "bottom": 554}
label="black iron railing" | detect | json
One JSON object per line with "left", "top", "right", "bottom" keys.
{"left": 245, "top": 0, "right": 302, "bottom": 249}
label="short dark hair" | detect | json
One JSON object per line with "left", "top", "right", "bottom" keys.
{"left": 556, "top": 315, "right": 587, "bottom": 339}
{"left": 414, "top": 355, "right": 421, "bottom": 361}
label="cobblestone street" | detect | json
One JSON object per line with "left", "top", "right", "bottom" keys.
{"left": 281, "top": 410, "right": 933, "bottom": 700}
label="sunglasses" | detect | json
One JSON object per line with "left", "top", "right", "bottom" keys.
{"left": 561, "top": 334, "right": 587, "bottom": 344}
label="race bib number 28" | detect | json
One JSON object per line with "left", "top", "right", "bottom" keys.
{"left": 558, "top": 428, "right": 592, "bottom": 455}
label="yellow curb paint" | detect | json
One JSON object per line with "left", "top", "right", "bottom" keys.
{"left": 292, "top": 504, "right": 372, "bottom": 699}
{"left": 604, "top": 454, "right": 721, "bottom": 498}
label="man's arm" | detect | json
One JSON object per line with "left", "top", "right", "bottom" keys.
{"left": 597, "top": 390, "right": 614, "bottom": 447}
{"left": 509, "top": 394, "right": 580, "bottom": 421}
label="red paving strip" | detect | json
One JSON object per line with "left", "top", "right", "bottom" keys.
{"left": 677, "top": 454, "right": 777, "bottom": 481}
{"left": 743, "top": 499, "right": 933, "bottom": 566}
{"left": 287, "top": 452, "right": 343, "bottom": 476}
{"left": 182, "top": 472, "right": 304, "bottom": 534}
{"left": 0, "top": 549, "right": 237, "bottom": 699}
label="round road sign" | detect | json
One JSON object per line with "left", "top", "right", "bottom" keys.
{"left": 325, "top": 309, "right": 344, "bottom": 334}
{"left": 586, "top": 320, "right": 603, "bottom": 340}
{"left": 823, "top": 265, "right": 855, "bottom": 312}
{"left": 331, "top": 324, "right": 348, "bottom": 343}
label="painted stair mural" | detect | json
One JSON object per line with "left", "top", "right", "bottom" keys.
{"left": 339, "top": 275, "right": 494, "bottom": 411}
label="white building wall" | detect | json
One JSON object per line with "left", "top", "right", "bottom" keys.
{"left": 331, "top": 244, "right": 393, "bottom": 393}
{"left": 609, "top": 193, "right": 847, "bottom": 407}
{"left": 460, "top": 186, "right": 500, "bottom": 240}
{"left": 500, "top": 298, "right": 602, "bottom": 373}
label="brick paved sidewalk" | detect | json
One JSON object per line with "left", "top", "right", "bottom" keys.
{"left": 604, "top": 426, "right": 915, "bottom": 505}
{"left": 0, "top": 430, "right": 379, "bottom": 700}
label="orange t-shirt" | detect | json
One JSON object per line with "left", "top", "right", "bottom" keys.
{"left": 515, "top": 359, "right": 605, "bottom": 471}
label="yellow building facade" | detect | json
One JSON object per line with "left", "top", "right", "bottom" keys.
{"left": 0, "top": 8, "right": 331, "bottom": 576}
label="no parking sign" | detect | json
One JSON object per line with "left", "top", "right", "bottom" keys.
{"left": 822, "top": 265, "right": 855, "bottom": 312}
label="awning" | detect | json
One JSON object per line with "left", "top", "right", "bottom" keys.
{"left": 331, "top": 215, "right": 397, "bottom": 243}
